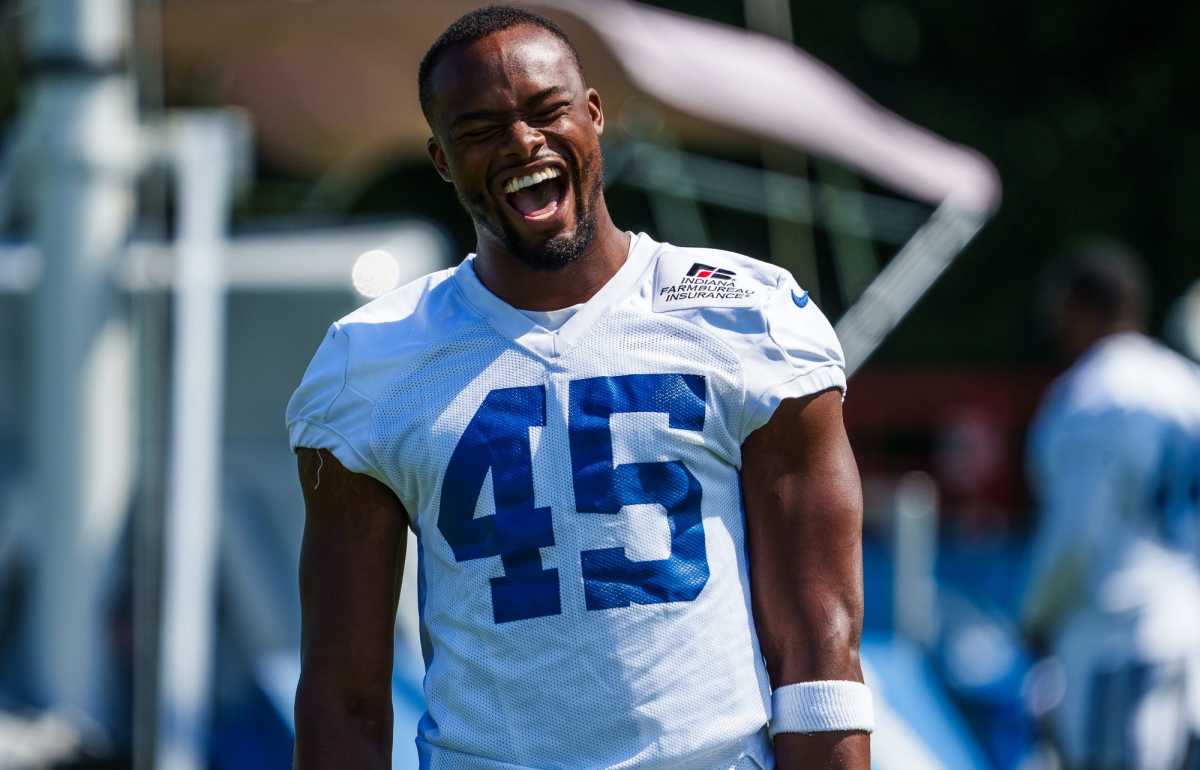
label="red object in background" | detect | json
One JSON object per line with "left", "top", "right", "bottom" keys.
{"left": 844, "top": 366, "right": 1053, "bottom": 535}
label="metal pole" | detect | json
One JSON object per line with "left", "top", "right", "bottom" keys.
{"left": 836, "top": 204, "right": 986, "bottom": 373}
{"left": 130, "top": 4, "right": 171, "bottom": 767}
{"left": 742, "top": 0, "right": 821, "bottom": 291}
{"left": 25, "top": 0, "right": 139, "bottom": 736}
{"left": 893, "top": 471, "right": 939, "bottom": 647}
{"left": 154, "top": 113, "right": 237, "bottom": 770}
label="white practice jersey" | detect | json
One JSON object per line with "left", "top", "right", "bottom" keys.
{"left": 1023, "top": 332, "right": 1200, "bottom": 642}
{"left": 286, "top": 233, "right": 847, "bottom": 770}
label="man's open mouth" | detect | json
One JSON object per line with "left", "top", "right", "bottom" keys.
{"left": 502, "top": 167, "right": 568, "bottom": 222}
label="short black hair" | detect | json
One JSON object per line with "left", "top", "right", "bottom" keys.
{"left": 418, "top": 5, "right": 583, "bottom": 125}
{"left": 1041, "top": 236, "right": 1150, "bottom": 327}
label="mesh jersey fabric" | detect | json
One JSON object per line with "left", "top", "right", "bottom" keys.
{"left": 286, "top": 232, "right": 847, "bottom": 769}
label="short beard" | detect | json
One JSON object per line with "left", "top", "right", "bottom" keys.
{"left": 508, "top": 196, "right": 597, "bottom": 271}
{"left": 467, "top": 151, "right": 604, "bottom": 272}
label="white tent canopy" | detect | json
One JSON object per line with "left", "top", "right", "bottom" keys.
{"left": 544, "top": 0, "right": 998, "bottom": 214}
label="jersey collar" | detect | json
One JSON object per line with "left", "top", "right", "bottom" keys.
{"left": 453, "top": 232, "right": 656, "bottom": 361}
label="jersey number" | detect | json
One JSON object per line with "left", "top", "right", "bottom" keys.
{"left": 438, "top": 374, "right": 710, "bottom": 623}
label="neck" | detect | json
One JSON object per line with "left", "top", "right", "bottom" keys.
{"left": 471, "top": 201, "right": 630, "bottom": 311}
{"left": 1064, "top": 320, "right": 1142, "bottom": 362}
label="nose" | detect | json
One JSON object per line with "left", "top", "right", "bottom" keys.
{"left": 503, "top": 120, "right": 545, "bottom": 160}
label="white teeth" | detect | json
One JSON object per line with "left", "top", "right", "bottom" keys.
{"left": 503, "top": 167, "right": 561, "bottom": 194}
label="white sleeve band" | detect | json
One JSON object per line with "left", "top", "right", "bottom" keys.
{"left": 769, "top": 680, "right": 875, "bottom": 736}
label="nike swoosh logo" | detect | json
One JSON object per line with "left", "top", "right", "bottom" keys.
{"left": 791, "top": 290, "right": 810, "bottom": 308}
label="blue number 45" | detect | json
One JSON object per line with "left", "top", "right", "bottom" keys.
{"left": 438, "top": 374, "right": 710, "bottom": 623}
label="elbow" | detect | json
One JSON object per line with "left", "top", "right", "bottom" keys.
{"left": 294, "top": 672, "right": 393, "bottom": 764}
{"left": 764, "top": 593, "right": 865, "bottom": 687}
{"left": 808, "top": 595, "right": 865, "bottom": 682}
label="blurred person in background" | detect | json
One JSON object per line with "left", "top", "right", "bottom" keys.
{"left": 287, "top": 6, "right": 870, "bottom": 770}
{"left": 1165, "top": 279, "right": 1200, "bottom": 364}
{"left": 1022, "top": 238, "right": 1200, "bottom": 770}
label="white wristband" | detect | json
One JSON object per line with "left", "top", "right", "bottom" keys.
{"left": 769, "top": 680, "right": 875, "bottom": 736}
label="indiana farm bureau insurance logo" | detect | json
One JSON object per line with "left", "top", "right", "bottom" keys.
{"left": 659, "top": 262, "right": 757, "bottom": 303}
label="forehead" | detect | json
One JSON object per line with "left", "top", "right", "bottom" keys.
{"left": 429, "top": 25, "right": 582, "bottom": 123}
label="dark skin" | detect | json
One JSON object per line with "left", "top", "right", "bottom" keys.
{"left": 1052, "top": 297, "right": 1141, "bottom": 363}
{"left": 295, "top": 23, "right": 868, "bottom": 770}
{"left": 294, "top": 448, "right": 407, "bottom": 770}
{"left": 742, "top": 391, "right": 870, "bottom": 769}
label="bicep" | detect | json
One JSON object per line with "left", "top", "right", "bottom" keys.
{"left": 740, "top": 389, "right": 865, "bottom": 686}
{"left": 296, "top": 447, "right": 408, "bottom": 700}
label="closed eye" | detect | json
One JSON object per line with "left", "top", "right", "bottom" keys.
{"left": 457, "top": 125, "right": 501, "bottom": 142}
{"left": 529, "top": 103, "right": 570, "bottom": 125}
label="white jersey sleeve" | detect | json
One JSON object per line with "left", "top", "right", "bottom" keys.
{"left": 652, "top": 245, "right": 846, "bottom": 442}
{"left": 740, "top": 271, "right": 846, "bottom": 439}
{"left": 285, "top": 322, "right": 381, "bottom": 480}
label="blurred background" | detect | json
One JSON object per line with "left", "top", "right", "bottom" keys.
{"left": 0, "top": 1, "right": 1198, "bottom": 769}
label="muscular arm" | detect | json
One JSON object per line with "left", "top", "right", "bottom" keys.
{"left": 741, "top": 390, "right": 870, "bottom": 770}
{"left": 293, "top": 448, "right": 408, "bottom": 770}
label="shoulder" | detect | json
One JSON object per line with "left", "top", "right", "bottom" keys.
{"left": 285, "top": 263, "right": 479, "bottom": 433}
{"left": 284, "top": 263, "right": 481, "bottom": 476}
{"left": 648, "top": 242, "right": 790, "bottom": 312}
{"left": 644, "top": 239, "right": 840, "bottom": 370}
{"left": 1056, "top": 334, "right": 1200, "bottom": 419}
{"left": 327, "top": 264, "right": 486, "bottom": 386}
{"left": 336, "top": 264, "right": 473, "bottom": 339}
{"left": 1035, "top": 334, "right": 1200, "bottom": 467}
{"left": 639, "top": 237, "right": 845, "bottom": 440}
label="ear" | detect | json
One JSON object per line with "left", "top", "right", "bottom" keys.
{"left": 586, "top": 88, "right": 605, "bottom": 137}
{"left": 426, "top": 136, "right": 453, "bottom": 182}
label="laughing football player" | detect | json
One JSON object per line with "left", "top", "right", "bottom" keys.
{"left": 289, "top": 6, "right": 871, "bottom": 769}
